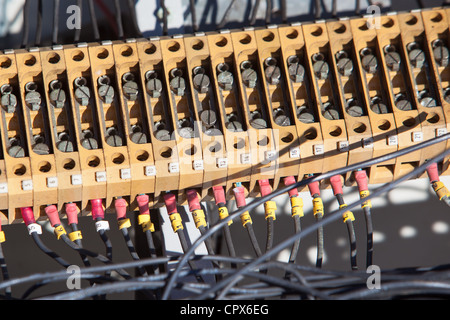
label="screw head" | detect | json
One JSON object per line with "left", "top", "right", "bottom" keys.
{"left": 193, "top": 73, "right": 210, "bottom": 93}
{"left": 217, "top": 71, "right": 234, "bottom": 90}
{"left": 123, "top": 81, "right": 139, "bottom": 101}
{"left": 146, "top": 78, "right": 162, "bottom": 98}
{"left": 57, "top": 140, "right": 74, "bottom": 152}
{"left": 130, "top": 131, "right": 147, "bottom": 144}
{"left": 346, "top": 105, "right": 364, "bottom": 117}
{"left": 1, "top": 93, "right": 17, "bottom": 113}
{"left": 32, "top": 143, "right": 50, "bottom": 155}
{"left": 155, "top": 129, "right": 171, "bottom": 141}
{"left": 8, "top": 145, "right": 25, "bottom": 158}
{"left": 313, "top": 61, "right": 329, "bottom": 80}
{"left": 250, "top": 118, "right": 267, "bottom": 129}
{"left": 409, "top": 49, "right": 426, "bottom": 68}
{"left": 50, "top": 88, "right": 66, "bottom": 108}
{"left": 200, "top": 109, "right": 217, "bottom": 128}
{"left": 337, "top": 58, "right": 353, "bottom": 76}
{"left": 170, "top": 76, "right": 186, "bottom": 96}
{"left": 370, "top": 102, "right": 389, "bottom": 114}
{"left": 226, "top": 120, "right": 243, "bottom": 132}
{"left": 81, "top": 137, "right": 98, "bottom": 150}
{"left": 74, "top": 86, "right": 91, "bottom": 106}
{"left": 106, "top": 134, "right": 123, "bottom": 147}
{"left": 433, "top": 45, "right": 450, "bottom": 67}
{"left": 98, "top": 84, "right": 115, "bottom": 104}
{"left": 288, "top": 63, "right": 305, "bottom": 83}
{"left": 361, "top": 54, "right": 378, "bottom": 73}
{"left": 264, "top": 65, "right": 281, "bottom": 85}
{"left": 385, "top": 51, "right": 401, "bottom": 71}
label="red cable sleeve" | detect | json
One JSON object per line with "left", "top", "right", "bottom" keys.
{"left": 330, "top": 175, "right": 343, "bottom": 196}
{"left": 355, "top": 170, "right": 369, "bottom": 192}
{"left": 283, "top": 176, "right": 299, "bottom": 197}
{"left": 136, "top": 194, "right": 150, "bottom": 216}
{"left": 258, "top": 179, "right": 272, "bottom": 197}
{"left": 426, "top": 162, "right": 440, "bottom": 183}
{"left": 307, "top": 181, "right": 321, "bottom": 197}
{"left": 90, "top": 199, "right": 104, "bottom": 220}
{"left": 163, "top": 193, "right": 178, "bottom": 214}
{"left": 45, "top": 205, "right": 61, "bottom": 227}
{"left": 233, "top": 186, "right": 247, "bottom": 208}
{"left": 212, "top": 186, "right": 226, "bottom": 205}
{"left": 20, "top": 207, "right": 35, "bottom": 226}
{"left": 187, "top": 189, "right": 201, "bottom": 211}
{"left": 114, "top": 198, "right": 127, "bottom": 220}
{"left": 65, "top": 203, "right": 79, "bottom": 225}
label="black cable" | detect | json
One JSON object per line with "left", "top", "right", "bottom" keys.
{"left": 52, "top": 0, "right": 60, "bottom": 45}
{"left": 35, "top": 0, "right": 43, "bottom": 46}
{"left": 176, "top": 229, "right": 204, "bottom": 283}
{"left": 120, "top": 226, "right": 147, "bottom": 277}
{"left": 280, "top": 0, "right": 287, "bottom": 23}
{"left": 113, "top": 0, "right": 124, "bottom": 39}
{"left": 88, "top": 0, "right": 100, "bottom": 40}
{"left": 21, "top": 0, "right": 30, "bottom": 48}
{"left": 189, "top": 0, "right": 198, "bottom": 32}
{"left": 363, "top": 206, "right": 374, "bottom": 268}
{"left": 332, "top": 0, "right": 337, "bottom": 17}
{"left": 336, "top": 193, "right": 358, "bottom": 271}
{"left": 198, "top": 225, "right": 216, "bottom": 256}
{"left": 355, "top": 0, "right": 361, "bottom": 15}
{"left": 265, "top": 217, "right": 274, "bottom": 253}
{"left": 144, "top": 230, "right": 159, "bottom": 274}
{"left": 126, "top": 0, "right": 142, "bottom": 37}
{"left": 265, "top": 0, "right": 272, "bottom": 24}
{"left": 70, "top": 223, "right": 91, "bottom": 268}
{"left": 315, "top": 0, "right": 321, "bottom": 19}
{"left": 315, "top": 211, "right": 324, "bottom": 268}
{"left": 246, "top": 223, "right": 263, "bottom": 257}
{"left": 74, "top": 0, "right": 82, "bottom": 42}
{"left": 160, "top": 0, "right": 168, "bottom": 35}
{"left": 31, "top": 232, "right": 70, "bottom": 268}
{"left": 0, "top": 244, "right": 11, "bottom": 299}
{"left": 217, "top": 0, "right": 237, "bottom": 29}
{"left": 250, "top": 0, "right": 261, "bottom": 25}
{"left": 165, "top": 134, "right": 450, "bottom": 300}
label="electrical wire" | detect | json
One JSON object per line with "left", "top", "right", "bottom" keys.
{"left": 162, "top": 133, "right": 450, "bottom": 300}
{"left": 74, "top": 0, "right": 82, "bottom": 42}
{"left": 189, "top": 0, "right": 198, "bottom": 32}
{"left": 0, "top": 243, "right": 10, "bottom": 299}
{"left": 20, "top": 0, "right": 30, "bottom": 48}
{"left": 126, "top": 0, "right": 142, "bottom": 37}
{"left": 280, "top": 0, "right": 287, "bottom": 23}
{"left": 192, "top": 149, "right": 450, "bottom": 300}
{"left": 35, "top": 0, "right": 42, "bottom": 46}
{"left": 88, "top": 0, "right": 100, "bottom": 41}
{"left": 250, "top": 0, "right": 262, "bottom": 25}
{"left": 120, "top": 227, "right": 148, "bottom": 277}
{"left": 315, "top": 0, "right": 322, "bottom": 19}
{"left": 332, "top": 0, "right": 337, "bottom": 17}
{"left": 31, "top": 232, "right": 70, "bottom": 269}
{"left": 217, "top": 0, "right": 237, "bottom": 29}
{"left": 363, "top": 206, "right": 373, "bottom": 268}
{"left": 160, "top": 0, "right": 168, "bottom": 35}
{"left": 265, "top": 0, "right": 272, "bottom": 24}
{"left": 113, "top": 0, "right": 124, "bottom": 39}
{"left": 52, "top": 0, "right": 60, "bottom": 45}
{"left": 335, "top": 193, "right": 358, "bottom": 271}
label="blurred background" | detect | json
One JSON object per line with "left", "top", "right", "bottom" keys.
{"left": 0, "top": 0, "right": 450, "bottom": 299}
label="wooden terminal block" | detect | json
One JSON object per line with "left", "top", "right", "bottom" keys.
{"left": 63, "top": 44, "right": 107, "bottom": 214}
{"left": 375, "top": 14, "right": 423, "bottom": 180}
{"left": 302, "top": 22, "right": 349, "bottom": 186}
{"left": 421, "top": 8, "right": 450, "bottom": 175}
{"left": 159, "top": 37, "right": 204, "bottom": 205}
{"left": 230, "top": 29, "right": 277, "bottom": 197}
{"left": 135, "top": 38, "right": 179, "bottom": 207}
{"left": 325, "top": 20, "right": 374, "bottom": 185}
{"left": 111, "top": 41, "right": 156, "bottom": 210}
{"left": 206, "top": 31, "right": 252, "bottom": 199}
{"left": 15, "top": 49, "right": 58, "bottom": 219}
{"left": 0, "top": 51, "right": 32, "bottom": 223}
{"left": 349, "top": 17, "right": 398, "bottom": 184}
{"left": 39, "top": 47, "right": 83, "bottom": 213}
{"left": 254, "top": 26, "right": 300, "bottom": 191}
{"left": 277, "top": 24, "right": 325, "bottom": 190}
{"left": 397, "top": 11, "right": 448, "bottom": 173}
{"left": 184, "top": 33, "right": 227, "bottom": 200}
{"left": 87, "top": 42, "right": 132, "bottom": 211}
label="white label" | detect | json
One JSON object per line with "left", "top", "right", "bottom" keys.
{"left": 387, "top": 135, "right": 398, "bottom": 146}
{"left": 240, "top": 153, "right": 251, "bottom": 164}
{"left": 71, "top": 174, "right": 82, "bottom": 185}
{"left": 144, "top": 165, "right": 156, "bottom": 176}
{"left": 216, "top": 157, "right": 228, "bottom": 168}
{"left": 313, "top": 144, "right": 324, "bottom": 155}
{"left": 362, "top": 137, "right": 374, "bottom": 148}
{"left": 338, "top": 141, "right": 349, "bottom": 152}
{"left": 412, "top": 131, "right": 423, "bottom": 142}
{"left": 96, "top": 171, "right": 107, "bottom": 182}
{"left": 0, "top": 183, "right": 8, "bottom": 194}
{"left": 27, "top": 223, "right": 42, "bottom": 235}
{"left": 192, "top": 160, "right": 204, "bottom": 171}
{"left": 265, "top": 150, "right": 277, "bottom": 162}
{"left": 437, "top": 128, "right": 447, "bottom": 137}
{"left": 289, "top": 147, "right": 300, "bottom": 158}
{"left": 95, "top": 220, "right": 110, "bottom": 232}
{"left": 21, "top": 180, "right": 33, "bottom": 191}
{"left": 168, "top": 162, "right": 179, "bottom": 173}
{"left": 47, "top": 176, "right": 58, "bottom": 188}
{"left": 120, "top": 168, "right": 131, "bottom": 179}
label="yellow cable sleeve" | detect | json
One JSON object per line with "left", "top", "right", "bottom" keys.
{"left": 264, "top": 200, "right": 277, "bottom": 220}
{"left": 359, "top": 190, "right": 372, "bottom": 209}
{"left": 169, "top": 213, "right": 184, "bottom": 232}
{"left": 69, "top": 230, "right": 83, "bottom": 242}
{"left": 313, "top": 197, "right": 324, "bottom": 217}
{"left": 54, "top": 225, "right": 67, "bottom": 240}
{"left": 290, "top": 196, "right": 304, "bottom": 218}
{"left": 432, "top": 181, "right": 450, "bottom": 200}
{"left": 340, "top": 204, "right": 355, "bottom": 223}
{"left": 240, "top": 211, "right": 252, "bottom": 227}
{"left": 218, "top": 207, "right": 233, "bottom": 226}
{"left": 118, "top": 218, "right": 131, "bottom": 230}
{"left": 0, "top": 231, "right": 5, "bottom": 243}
